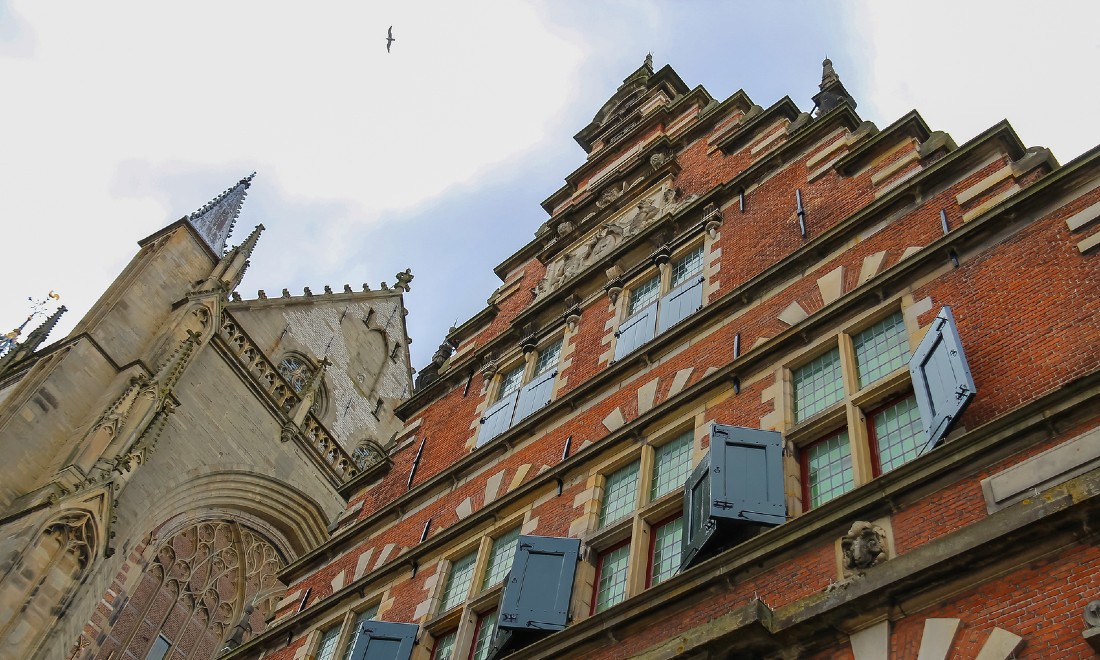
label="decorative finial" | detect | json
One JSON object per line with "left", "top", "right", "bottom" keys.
{"left": 644, "top": 53, "right": 653, "bottom": 71}
{"left": 811, "top": 57, "right": 856, "bottom": 117}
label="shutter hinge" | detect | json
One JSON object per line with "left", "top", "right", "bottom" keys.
{"left": 955, "top": 385, "right": 970, "bottom": 401}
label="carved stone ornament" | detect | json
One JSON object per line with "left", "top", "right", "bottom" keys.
{"left": 557, "top": 219, "right": 574, "bottom": 237}
{"left": 597, "top": 186, "right": 622, "bottom": 209}
{"left": 280, "top": 421, "right": 297, "bottom": 443}
{"left": 606, "top": 281, "right": 624, "bottom": 305}
{"left": 840, "top": 521, "right": 889, "bottom": 576}
{"left": 566, "top": 313, "right": 582, "bottom": 333}
{"left": 480, "top": 354, "right": 499, "bottom": 380}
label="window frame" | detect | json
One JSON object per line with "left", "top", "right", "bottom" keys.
{"left": 613, "top": 240, "right": 708, "bottom": 360}
{"left": 479, "top": 337, "right": 565, "bottom": 447}
{"left": 645, "top": 513, "right": 685, "bottom": 588}
{"left": 784, "top": 305, "right": 919, "bottom": 514}
{"left": 309, "top": 601, "right": 384, "bottom": 660}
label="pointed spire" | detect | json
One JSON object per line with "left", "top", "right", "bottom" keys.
{"left": 812, "top": 58, "right": 857, "bottom": 117}
{"left": 620, "top": 53, "right": 655, "bottom": 89}
{"left": 188, "top": 172, "right": 256, "bottom": 254}
{"left": 0, "top": 305, "right": 67, "bottom": 373}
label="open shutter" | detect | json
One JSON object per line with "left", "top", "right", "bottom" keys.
{"left": 478, "top": 391, "right": 518, "bottom": 447}
{"left": 680, "top": 451, "right": 714, "bottom": 571}
{"left": 614, "top": 303, "right": 657, "bottom": 360}
{"left": 347, "top": 621, "right": 418, "bottom": 660}
{"left": 710, "top": 424, "right": 786, "bottom": 526}
{"left": 514, "top": 370, "right": 557, "bottom": 422}
{"left": 498, "top": 535, "right": 580, "bottom": 632}
{"left": 909, "top": 305, "right": 976, "bottom": 454}
{"left": 657, "top": 275, "right": 705, "bottom": 335}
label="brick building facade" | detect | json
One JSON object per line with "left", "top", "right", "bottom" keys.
{"left": 6, "top": 53, "right": 1100, "bottom": 659}
{"left": 223, "top": 58, "right": 1100, "bottom": 660}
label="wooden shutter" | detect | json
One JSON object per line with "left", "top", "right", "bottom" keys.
{"left": 498, "top": 535, "right": 580, "bottom": 632}
{"left": 709, "top": 424, "right": 786, "bottom": 526}
{"left": 909, "top": 305, "right": 976, "bottom": 453}
{"left": 514, "top": 369, "right": 557, "bottom": 422}
{"left": 614, "top": 303, "right": 657, "bottom": 360}
{"left": 679, "top": 451, "right": 715, "bottom": 571}
{"left": 657, "top": 275, "right": 705, "bottom": 335}
{"left": 478, "top": 391, "right": 518, "bottom": 447}
{"left": 347, "top": 620, "right": 418, "bottom": 660}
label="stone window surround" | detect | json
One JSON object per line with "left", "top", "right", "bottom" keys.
{"left": 485, "top": 336, "right": 565, "bottom": 405}
{"left": 781, "top": 304, "right": 924, "bottom": 515}
{"left": 615, "top": 239, "right": 706, "bottom": 319}
{"left": 423, "top": 514, "right": 526, "bottom": 660}
{"left": 576, "top": 421, "right": 704, "bottom": 620}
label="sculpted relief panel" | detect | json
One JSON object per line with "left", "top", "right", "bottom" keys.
{"left": 537, "top": 182, "right": 699, "bottom": 297}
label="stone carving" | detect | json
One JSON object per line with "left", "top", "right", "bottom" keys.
{"left": 597, "top": 186, "right": 622, "bottom": 208}
{"left": 557, "top": 219, "right": 574, "bottom": 237}
{"left": 414, "top": 341, "right": 453, "bottom": 390}
{"left": 841, "top": 521, "right": 889, "bottom": 576}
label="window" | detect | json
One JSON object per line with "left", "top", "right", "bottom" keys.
{"left": 468, "top": 610, "right": 498, "bottom": 660}
{"left": 481, "top": 527, "right": 520, "bottom": 590}
{"left": 310, "top": 603, "right": 383, "bottom": 660}
{"left": 584, "top": 426, "right": 697, "bottom": 615}
{"left": 593, "top": 542, "right": 631, "bottom": 613}
{"left": 599, "top": 461, "right": 639, "bottom": 527}
{"left": 341, "top": 606, "right": 380, "bottom": 660}
{"left": 145, "top": 636, "right": 171, "bottom": 660}
{"left": 317, "top": 624, "right": 343, "bottom": 660}
{"left": 431, "top": 630, "right": 457, "bottom": 660}
{"left": 614, "top": 244, "right": 706, "bottom": 360}
{"left": 790, "top": 308, "right": 972, "bottom": 513}
{"left": 650, "top": 431, "right": 693, "bottom": 500}
{"left": 439, "top": 551, "right": 478, "bottom": 613}
{"left": 478, "top": 338, "right": 564, "bottom": 446}
{"left": 648, "top": 516, "right": 684, "bottom": 586}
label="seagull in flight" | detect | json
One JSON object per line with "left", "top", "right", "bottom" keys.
{"left": 386, "top": 26, "right": 395, "bottom": 53}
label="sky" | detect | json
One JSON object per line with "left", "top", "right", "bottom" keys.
{"left": 2, "top": 1, "right": 1098, "bottom": 371}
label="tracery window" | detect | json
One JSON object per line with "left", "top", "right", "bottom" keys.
{"left": 278, "top": 355, "right": 313, "bottom": 392}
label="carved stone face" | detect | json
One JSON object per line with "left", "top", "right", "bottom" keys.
{"left": 841, "top": 521, "right": 888, "bottom": 574}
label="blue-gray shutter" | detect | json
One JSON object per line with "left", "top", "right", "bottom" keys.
{"left": 498, "top": 535, "right": 580, "bottom": 632}
{"left": 680, "top": 451, "right": 714, "bottom": 571}
{"left": 614, "top": 303, "right": 657, "bottom": 360}
{"left": 347, "top": 620, "right": 418, "bottom": 660}
{"left": 657, "top": 275, "right": 705, "bottom": 335}
{"left": 709, "top": 424, "right": 786, "bottom": 526}
{"left": 514, "top": 369, "right": 557, "bottom": 422}
{"left": 909, "top": 305, "right": 976, "bottom": 454}
{"left": 478, "top": 391, "right": 518, "bottom": 447}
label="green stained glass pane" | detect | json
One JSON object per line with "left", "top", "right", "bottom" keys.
{"left": 649, "top": 517, "right": 683, "bottom": 586}
{"left": 482, "top": 527, "right": 520, "bottom": 590}
{"left": 805, "top": 429, "right": 853, "bottom": 508}
{"left": 439, "top": 551, "right": 477, "bottom": 612}
{"left": 874, "top": 396, "right": 923, "bottom": 472}
{"left": 650, "top": 432, "right": 693, "bottom": 500}
{"left": 854, "top": 311, "right": 909, "bottom": 388}
{"left": 595, "top": 544, "right": 631, "bottom": 612}
{"left": 599, "top": 461, "right": 639, "bottom": 527}
{"left": 793, "top": 348, "right": 844, "bottom": 422}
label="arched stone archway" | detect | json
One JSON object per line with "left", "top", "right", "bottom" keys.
{"left": 92, "top": 519, "right": 283, "bottom": 660}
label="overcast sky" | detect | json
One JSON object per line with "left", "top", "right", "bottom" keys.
{"left": 2, "top": 1, "right": 1098, "bottom": 370}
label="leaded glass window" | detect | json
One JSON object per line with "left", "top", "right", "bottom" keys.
{"left": 594, "top": 544, "right": 631, "bottom": 613}
{"left": 439, "top": 551, "right": 477, "bottom": 612}
{"left": 650, "top": 431, "right": 693, "bottom": 500}
{"left": 805, "top": 429, "right": 854, "bottom": 508}
{"left": 278, "top": 356, "right": 313, "bottom": 392}
{"left": 854, "top": 311, "right": 909, "bottom": 388}
{"left": 315, "top": 624, "right": 341, "bottom": 660}
{"left": 533, "top": 339, "right": 562, "bottom": 376}
{"left": 670, "top": 245, "right": 704, "bottom": 288}
{"left": 628, "top": 275, "right": 661, "bottom": 316}
{"left": 431, "top": 630, "right": 457, "bottom": 660}
{"left": 481, "top": 527, "right": 520, "bottom": 590}
{"left": 793, "top": 348, "right": 844, "bottom": 422}
{"left": 497, "top": 364, "right": 525, "bottom": 401}
{"left": 470, "top": 611, "right": 498, "bottom": 660}
{"left": 599, "top": 461, "right": 639, "bottom": 527}
{"left": 341, "top": 606, "right": 379, "bottom": 660}
{"left": 649, "top": 517, "right": 683, "bottom": 586}
{"left": 873, "top": 396, "right": 923, "bottom": 473}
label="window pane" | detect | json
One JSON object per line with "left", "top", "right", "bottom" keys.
{"left": 649, "top": 517, "right": 683, "bottom": 586}
{"left": 439, "top": 552, "right": 478, "bottom": 612}
{"left": 599, "top": 461, "right": 639, "bottom": 527}
{"left": 498, "top": 364, "right": 525, "bottom": 400}
{"left": 341, "top": 606, "right": 380, "bottom": 660}
{"left": 533, "top": 339, "right": 562, "bottom": 376}
{"left": 595, "top": 544, "right": 631, "bottom": 613}
{"left": 874, "top": 396, "right": 924, "bottom": 473}
{"left": 650, "top": 432, "right": 693, "bottom": 500}
{"left": 316, "top": 625, "right": 342, "bottom": 660}
{"left": 431, "top": 630, "right": 457, "bottom": 660}
{"left": 481, "top": 527, "right": 521, "bottom": 590}
{"left": 670, "top": 245, "right": 704, "bottom": 288}
{"left": 805, "top": 429, "right": 854, "bottom": 508}
{"left": 470, "top": 611, "right": 498, "bottom": 660}
{"left": 628, "top": 275, "right": 661, "bottom": 316}
{"left": 854, "top": 311, "right": 909, "bottom": 388}
{"left": 145, "top": 636, "right": 171, "bottom": 660}
{"left": 793, "top": 348, "right": 844, "bottom": 422}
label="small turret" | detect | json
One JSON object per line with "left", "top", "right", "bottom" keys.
{"left": 811, "top": 58, "right": 857, "bottom": 117}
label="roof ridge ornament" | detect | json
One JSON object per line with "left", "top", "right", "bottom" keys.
{"left": 187, "top": 172, "right": 256, "bottom": 255}
{"left": 811, "top": 57, "right": 857, "bottom": 118}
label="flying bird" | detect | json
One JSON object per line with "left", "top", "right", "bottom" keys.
{"left": 386, "top": 26, "right": 395, "bottom": 53}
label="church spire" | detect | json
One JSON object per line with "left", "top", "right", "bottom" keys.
{"left": 811, "top": 57, "right": 857, "bottom": 117}
{"left": 0, "top": 305, "right": 67, "bottom": 374}
{"left": 188, "top": 172, "right": 255, "bottom": 255}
